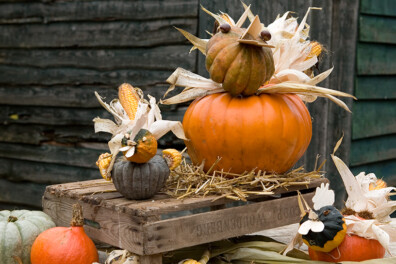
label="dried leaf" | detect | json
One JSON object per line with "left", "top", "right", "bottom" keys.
{"left": 333, "top": 134, "right": 344, "bottom": 155}
{"left": 200, "top": 5, "right": 230, "bottom": 25}
{"left": 312, "top": 183, "right": 335, "bottom": 210}
{"left": 331, "top": 154, "right": 369, "bottom": 212}
{"left": 236, "top": 4, "right": 251, "bottom": 27}
{"left": 175, "top": 27, "right": 208, "bottom": 55}
{"left": 149, "top": 120, "right": 187, "bottom": 140}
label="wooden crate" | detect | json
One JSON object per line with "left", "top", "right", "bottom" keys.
{"left": 43, "top": 178, "right": 327, "bottom": 263}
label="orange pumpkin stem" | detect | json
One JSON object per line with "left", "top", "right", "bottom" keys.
{"left": 70, "top": 203, "right": 84, "bottom": 227}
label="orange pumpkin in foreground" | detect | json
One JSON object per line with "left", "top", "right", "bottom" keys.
{"left": 183, "top": 92, "right": 312, "bottom": 174}
{"left": 30, "top": 204, "right": 98, "bottom": 264}
{"left": 309, "top": 234, "right": 385, "bottom": 262}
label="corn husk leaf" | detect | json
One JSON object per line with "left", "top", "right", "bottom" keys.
{"left": 331, "top": 154, "right": 369, "bottom": 212}
{"left": 175, "top": 27, "right": 208, "bottom": 55}
{"left": 150, "top": 120, "right": 187, "bottom": 140}
{"left": 104, "top": 250, "right": 139, "bottom": 264}
{"left": 312, "top": 182, "right": 334, "bottom": 210}
{"left": 201, "top": 5, "right": 233, "bottom": 26}
{"left": 236, "top": 3, "right": 252, "bottom": 27}
{"left": 162, "top": 68, "right": 354, "bottom": 111}
{"left": 241, "top": 2, "right": 256, "bottom": 25}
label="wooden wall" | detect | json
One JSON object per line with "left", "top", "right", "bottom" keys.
{"left": 0, "top": 0, "right": 360, "bottom": 209}
{"left": 0, "top": 0, "right": 198, "bottom": 209}
{"left": 351, "top": 0, "right": 396, "bottom": 186}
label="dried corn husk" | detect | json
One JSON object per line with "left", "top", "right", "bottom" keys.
{"left": 164, "top": 235, "right": 396, "bottom": 263}
{"left": 165, "top": 5, "right": 355, "bottom": 111}
{"left": 162, "top": 67, "right": 355, "bottom": 112}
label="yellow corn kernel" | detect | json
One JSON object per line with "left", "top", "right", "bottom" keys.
{"left": 162, "top": 149, "right": 182, "bottom": 170}
{"left": 305, "top": 41, "right": 322, "bottom": 60}
{"left": 96, "top": 153, "right": 112, "bottom": 181}
{"left": 369, "top": 179, "right": 387, "bottom": 191}
{"left": 118, "top": 83, "right": 140, "bottom": 121}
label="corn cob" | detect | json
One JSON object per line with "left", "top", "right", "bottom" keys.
{"left": 162, "top": 148, "right": 182, "bottom": 170}
{"left": 305, "top": 41, "right": 322, "bottom": 60}
{"left": 96, "top": 153, "right": 113, "bottom": 181}
{"left": 118, "top": 83, "right": 140, "bottom": 121}
{"left": 369, "top": 179, "right": 387, "bottom": 191}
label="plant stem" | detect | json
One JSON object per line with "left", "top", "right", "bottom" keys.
{"left": 70, "top": 203, "right": 84, "bottom": 227}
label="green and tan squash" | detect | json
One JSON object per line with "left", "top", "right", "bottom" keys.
{"left": 0, "top": 210, "right": 55, "bottom": 264}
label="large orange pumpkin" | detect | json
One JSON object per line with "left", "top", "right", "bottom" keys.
{"left": 206, "top": 25, "right": 274, "bottom": 96}
{"left": 309, "top": 234, "right": 385, "bottom": 262}
{"left": 183, "top": 92, "right": 312, "bottom": 174}
{"left": 30, "top": 204, "right": 98, "bottom": 264}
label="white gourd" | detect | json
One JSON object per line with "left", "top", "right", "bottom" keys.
{"left": 0, "top": 210, "right": 55, "bottom": 264}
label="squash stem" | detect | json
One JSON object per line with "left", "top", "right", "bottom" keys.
{"left": 70, "top": 203, "right": 84, "bottom": 227}
{"left": 8, "top": 216, "right": 18, "bottom": 222}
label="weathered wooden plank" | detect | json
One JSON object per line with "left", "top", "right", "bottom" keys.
{"left": 0, "top": 124, "right": 108, "bottom": 144}
{"left": 357, "top": 43, "right": 396, "bottom": 75}
{"left": 355, "top": 76, "right": 396, "bottom": 99}
{"left": 0, "top": 179, "right": 47, "bottom": 208}
{"left": 0, "top": 0, "right": 198, "bottom": 24}
{"left": 0, "top": 105, "right": 110, "bottom": 125}
{"left": 350, "top": 135, "right": 396, "bottom": 166}
{"left": 359, "top": 15, "right": 396, "bottom": 44}
{"left": 352, "top": 100, "right": 396, "bottom": 139}
{"left": 0, "top": 46, "right": 196, "bottom": 71}
{"left": 0, "top": 18, "right": 197, "bottom": 48}
{"left": 360, "top": 0, "right": 396, "bottom": 17}
{"left": 304, "top": 0, "right": 333, "bottom": 174}
{"left": 0, "top": 202, "right": 39, "bottom": 211}
{"left": 0, "top": 158, "right": 100, "bottom": 184}
{"left": 0, "top": 105, "right": 185, "bottom": 126}
{"left": 143, "top": 192, "right": 315, "bottom": 254}
{"left": 43, "top": 194, "right": 146, "bottom": 255}
{"left": 321, "top": 0, "right": 358, "bottom": 207}
{"left": 0, "top": 85, "right": 117, "bottom": 107}
{"left": 0, "top": 142, "right": 105, "bottom": 168}
{"left": 351, "top": 159, "right": 396, "bottom": 187}
{"left": 0, "top": 65, "right": 173, "bottom": 86}
{"left": 0, "top": 85, "right": 187, "bottom": 108}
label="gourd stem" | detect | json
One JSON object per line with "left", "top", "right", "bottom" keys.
{"left": 70, "top": 203, "right": 84, "bottom": 227}
{"left": 8, "top": 216, "right": 18, "bottom": 222}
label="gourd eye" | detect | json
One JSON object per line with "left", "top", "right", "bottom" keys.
{"left": 323, "top": 210, "right": 330, "bottom": 216}
{"left": 219, "top": 23, "right": 231, "bottom": 33}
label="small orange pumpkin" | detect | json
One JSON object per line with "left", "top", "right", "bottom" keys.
{"left": 30, "top": 204, "right": 98, "bottom": 264}
{"left": 309, "top": 234, "right": 385, "bottom": 262}
{"left": 206, "top": 24, "right": 274, "bottom": 96}
{"left": 121, "top": 129, "right": 158, "bottom": 163}
{"left": 183, "top": 92, "right": 312, "bottom": 174}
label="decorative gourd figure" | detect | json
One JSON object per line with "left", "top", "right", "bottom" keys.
{"left": 164, "top": 5, "right": 354, "bottom": 175}
{"left": 205, "top": 19, "right": 274, "bottom": 96}
{"left": 94, "top": 83, "right": 186, "bottom": 199}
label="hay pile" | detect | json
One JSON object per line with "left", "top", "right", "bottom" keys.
{"left": 164, "top": 157, "right": 325, "bottom": 201}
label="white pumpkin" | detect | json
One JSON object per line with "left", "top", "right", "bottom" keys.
{"left": 0, "top": 210, "right": 55, "bottom": 264}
